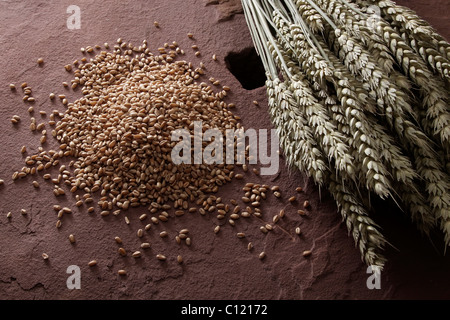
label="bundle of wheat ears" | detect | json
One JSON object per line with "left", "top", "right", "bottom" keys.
{"left": 241, "top": 0, "right": 450, "bottom": 268}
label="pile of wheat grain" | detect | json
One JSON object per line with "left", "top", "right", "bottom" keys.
{"left": 13, "top": 38, "right": 241, "bottom": 216}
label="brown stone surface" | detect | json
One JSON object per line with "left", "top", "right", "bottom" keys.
{"left": 205, "top": 0, "right": 243, "bottom": 22}
{"left": 0, "top": 0, "right": 449, "bottom": 300}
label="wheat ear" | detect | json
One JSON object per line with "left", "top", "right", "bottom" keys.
{"left": 364, "top": 15, "right": 450, "bottom": 149}
{"left": 273, "top": 19, "right": 356, "bottom": 178}
{"left": 294, "top": 0, "right": 325, "bottom": 33}
{"left": 267, "top": 76, "right": 328, "bottom": 185}
{"left": 367, "top": 0, "right": 450, "bottom": 81}
{"left": 327, "top": 170, "right": 387, "bottom": 269}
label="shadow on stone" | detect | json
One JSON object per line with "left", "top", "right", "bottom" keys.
{"left": 225, "top": 47, "right": 266, "bottom": 90}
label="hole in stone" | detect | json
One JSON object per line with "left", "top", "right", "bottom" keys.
{"left": 225, "top": 47, "right": 266, "bottom": 90}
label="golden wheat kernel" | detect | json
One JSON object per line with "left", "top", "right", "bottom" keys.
{"left": 141, "top": 242, "right": 151, "bottom": 249}
{"left": 20, "top": 209, "right": 27, "bottom": 215}
{"left": 61, "top": 207, "right": 71, "bottom": 214}
{"left": 303, "top": 250, "right": 312, "bottom": 257}
{"left": 273, "top": 215, "right": 280, "bottom": 224}
{"left": 139, "top": 213, "right": 147, "bottom": 221}
{"left": 49, "top": 93, "right": 55, "bottom": 99}
{"left": 113, "top": 210, "right": 121, "bottom": 216}
{"left": 118, "top": 247, "right": 127, "bottom": 256}
{"left": 32, "top": 180, "right": 39, "bottom": 188}
{"left": 137, "top": 229, "right": 144, "bottom": 238}
{"left": 177, "top": 255, "right": 183, "bottom": 264}
{"left": 175, "top": 210, "right": 185, "bottom": 217}
{"left": 260, "top": 226, "right": 268, "bottom": 234}
{"left": 37, "top": 58, "right": 44, "bottom": 65}
{"left": 273, "top": 191, "right": 281, "bottom": 198}
{"left": 42, "top": 253, "right": 49, "bottom": 260}
{"left": 131, "top": 251, "right": 141, "bottom": 258}
{"left": 214, "top": 225, "right": 221, "bottom": 234}
{"left": 179, "top": 229, "right": 189, "bottom": 235}
{"left": 88, "top": 260, "right": 97, "bottom": 267}
{"left": 9, "top": 83, "right": 16, "bottom": 90}
{"left": 241, "top": 211, "right": 250, "bottom": 218}
{"left": 153, "top": 21, "right": 159, "bottom": 27}
{"left": 234, "top": 173, "right": 243, "bottom": 180}
{"left": 242, "top": 164, "right": 248, "bottom": 172}
{"left": 160, "top": 214, "right": 171, "bottom": 222}
{"left": 237, "top": 232, "right": 245, "bottom": 239}
{"left": 144, "top": 224, "right": 152, "bottom": 231}
{"left": 265, "top": 224, "right": 273, "bottom": 231}
{"left": 228, "top": 219, "right": 235, "bottom": 226}
{"left": 187, "top": 32, "right": 194, "bottom": 38}
{"left": 87, "top": 207, "right": 94, "bottom": 213}
{"left": 56, "top": 220, "right": 62, "bottom": 228}
{"left": 62, "top": 82, "right": 69, "bottom": 87}
{"left": 288, "top": 196, "right": 296, "bottom": 203}
{"left": 279, "top": 209, "right": 285, "bottom": 218}
{"left": 158, "top": 231, "right": 168, "bottom": 238}
{"left": 156, "top": 254, "right": 166, "bottom": 261}
{"left": 124, "top": 216, "right": 130, "bottom": 225}
{"left": 186, "top": 237, "right": 191, "bottom": 246}
{"left": 179, "top": 233, "right": 188, "bottom": 240}
{"left": 118, "top": 269, "right": 127, "bottom": 276}
{"left": 295, "top": 227, "right": 301, "bottom": 235}
{"left": 69, "top": 234, "right": 75, "bottom": 243}
{"left": 297, "top": 210, "right": 306, "bottom": 216}
{"left": 100, "top": 210, "right": 110, "bottom": 217}
{"left": 7, "top": 212, "right": 12, "bottom": 219}
{"left": 259, "top": 252, "right": 266, "bottom": 260}
{"left": 303, "top": 200, "right": 310, "bottom": 208}
{"left": 212, "top": 54, "right": 217, "bottom": 61}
